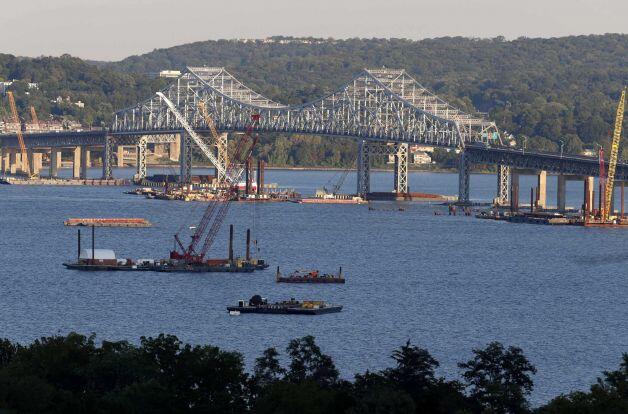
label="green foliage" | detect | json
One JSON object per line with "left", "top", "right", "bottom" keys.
{"left": 0, "top": 333, "right": 627, "bottom": 413}
{"left": 538, "top": 353, "right": 628, "bottom": 414}
{"left": 459, "top": 341, "right": 537, "bottom": 414}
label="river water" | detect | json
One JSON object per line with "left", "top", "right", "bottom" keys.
{"left": 0, "top": 167, "right": 626, "bottom": 405}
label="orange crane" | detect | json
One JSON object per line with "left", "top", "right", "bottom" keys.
{"left": 30, "top": 106, "right": 40, "bottom": 128}
{"left": 6, "top": 91, "right": 31, "bottom": 176}
{"left": 601, "top": 88, "right": 626, "bottom": 221}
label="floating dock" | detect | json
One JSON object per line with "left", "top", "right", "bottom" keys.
{"left": 64, "top": 218, "right": 152, "bottom": 227}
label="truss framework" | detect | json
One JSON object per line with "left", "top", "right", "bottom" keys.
{"left": 111, "top": 67, "right": 500, "bottom": 149}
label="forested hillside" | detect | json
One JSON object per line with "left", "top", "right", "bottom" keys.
{"left": 1, "top": 35, "right": 626, "bottom": 167}
{"left": 106, "top": 35, "right": 627, "bottom": 154}
{"left": 0, "top": 54, "right": 166, "bottom": 127}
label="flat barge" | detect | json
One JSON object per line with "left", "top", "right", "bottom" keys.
{"left": 227, "top": 295, "right": 342, "bottom": 315}
{"left": 276, "top": 267, "right": 345, "bottom": 283}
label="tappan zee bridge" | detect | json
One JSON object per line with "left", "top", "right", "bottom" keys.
{"left": 1, "top": 67, "right": 626, "bottom": 208}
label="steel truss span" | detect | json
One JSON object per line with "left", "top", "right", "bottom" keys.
{"left": 111, "top": 67, "right": 500, "bottom": 148}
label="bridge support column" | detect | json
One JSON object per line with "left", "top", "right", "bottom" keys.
{"left": 180, "top": 132, "right": 192, "bottom": 185}
{"left": 393, "top": 143, "right": 408, "bottom": 194}
{"left": 0, "top": 148, "right": 8, "bottom": 174}
{"left": 79, "top": 146, "right": 89, "bottom": 179}
{"left": 116, "top": 146, "right": 125, "bottom": 168}
{"left": 50, "top": 150, "right": 60, "bottom": 178}
{"left": 72, "top": 147, "right": 82, "bottom": 179}
{"left": 29, "top": 151, "right": 42, "bottom": 175}
{"left": 557, "top": 174, "right": 566, "bottom": 212}
{"left": 102, "top": 136, "right": 114, "bottom": 180}
{"left": 356, "top": 140, "right": 370, "bottom": 196}
{"left": 584, "top": 176, "right": 594, "bottom": 213}
{"left": 9, "top": 151, "right": 18, "bottom": 175}
{"left": 135, "top": 137, "right": 147, "bottom": 182}
{"left": 510, "top": 172, "right": 520, "bottom": 211}
{"left": 170, "top": 134, "right": 181, "bottom": 162}
{"left": 458, "top": 151, "right": 470, "bottom": 204}
{"left": 537, "top": 170, "right": 547, "bottom": 209}
{"left": 496, "top": 165, "right": 510, "bottom": 206}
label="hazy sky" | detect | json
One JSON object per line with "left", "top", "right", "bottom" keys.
{"left": 1, "top": 0, "right": 626, "bottom": 61}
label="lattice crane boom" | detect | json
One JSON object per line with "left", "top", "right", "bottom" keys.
{"left": 602, "top": 88, "right": 626, "bottom": 221}
{"left": 6, "top": 92, "right": 30, "bottom": 176}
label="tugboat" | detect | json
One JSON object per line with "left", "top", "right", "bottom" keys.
{"left": 227, "top": 295, "right": 342, "bottom": 315}
{"left": 275, "top": 267, "right": 345, "bottom": 284}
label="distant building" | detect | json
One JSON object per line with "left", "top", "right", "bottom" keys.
{"left": 27, "top": 82, "right": 38, "bottom": 90}
{"left": 159, "top": 70, "right": 181, "bottom": 78}
{"left": 411, "top": 151, "right": 432, "bottom": 165}
{"left": 75, "top": 101, "right": 85, "bottom": 108}
{"left": 582, "top": 148, "right": 596, "bottom": 157}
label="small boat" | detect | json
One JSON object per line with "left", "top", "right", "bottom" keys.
{"left": 275, "top": 266, "right": 345, "bottom": 284}
{"left": 229, "top": 310, "right": 241, "bottom": 316}
{"left": 227, "top": 295, "right": 342, "bottom": 315}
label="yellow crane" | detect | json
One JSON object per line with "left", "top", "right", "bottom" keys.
{"left": 602, "top": 88, "right": 626, "bottom": 221}
{"left": 6, "top": 91, "right": 31, "bottom": 176}
{"left": 198, "top": 101, "right": 228, "bottom": 184}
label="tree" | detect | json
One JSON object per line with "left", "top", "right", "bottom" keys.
{"left": 459, "top": 341, "right": 536, "bottom": 414}
{"left": 286, "top": 336, "right": 339, "bottom": 387}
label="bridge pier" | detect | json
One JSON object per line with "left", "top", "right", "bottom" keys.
{"left": 584, "top": 176, "right": 594, "bottom": 213}
{"left": 135, "top": 137, "right": 148, "bottom": 181}
{"left": 180, "top": 132, "right": 192, "bottom": 185}
{"left": 72, "top": 147, "right": 82, "bottom": 179}
{"left": 356, "top": 140, "right": 370, "bottom": 196}
{"left": 458, "top": 151, "right": 470, "bottom": 204}
{"left": 557, "top": 174, "right": 566, "bottom": 212}
{"left": 79, "top": 147, "right": 90, "bottom": 179}
{"left": 9, "top": 151, "right": 18, "bottom": 175}
{"left": 537, "top": 170, "right": 547, "bottom": 209}
{"left": 393, "top": 143, "right": 408, "bottom": 194}
{"left": 49, "top": 149, "right": 61, "bottom": 178}
{"left": 116, "top": 146, "right": 125, "bottom": 167}
{"left": 1, "top": 148, "right": 8, "bottom": 175}
{"left": 496, "top": 165, "right": 510, "bottom": 205}
{"left": 170, "top": 134, "right": 181, "bottom": 162}
{"left": 27, "top": 150, "right": 42, "bottom": 175}
{"left": 102, "top": 136, "right": 114, "bottom": 180}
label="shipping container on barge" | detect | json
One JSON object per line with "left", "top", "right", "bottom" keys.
{"left": 227, "top": 295, "right": 342, "bottom": 315}
{"left": 275, "top": 267, "right": 345, "bottom": 284}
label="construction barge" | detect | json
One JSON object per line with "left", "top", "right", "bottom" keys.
{"left": 276, "top": 267, "right": 345, "bottom": 284}
{"left": 227, "top": 295, "right": 342, "bottom": 315}
{"left": 63, "top": 224, "right": 268, "bottom": 273}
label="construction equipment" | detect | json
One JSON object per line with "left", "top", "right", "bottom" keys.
{"left": 198, "top": 101, "right": 228, "bottom": 184}
{"left": 170, "top": 114, "right": 261, "bottom": 263}
{"left": 29, "top": 106, "right": 39, "bottom": 128}
{"left": 601, "top": 88, "right": 626, "bottom": 221}
{"left": 6, "top": 91, "right": 31, "bottom": 176}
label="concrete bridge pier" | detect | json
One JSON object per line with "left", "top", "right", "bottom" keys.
{"left": 557, "top": 174, "right": 566, "bottom": 212}
{"left": 9, "top": 151, "right": 19, "bottom": 174}
{"left": 170, "top": 134, "right": 181, "bottom": 162}
{"left": 537, "top": 170, "right": 547, "bottom": 209}
{"left": 72, "top": 147, "right": 82, "bottom": 179}
{"left": 584, "top": 176, "right": 595, "bottom": 213}
{"left": 0, "top": 148, "right": 9, "bottom": 175}
{"left": 49, "top": 150, "right": 61, "bottom": 178}
{"left": 27, "top": 150, "right": 43, "bottom": 175}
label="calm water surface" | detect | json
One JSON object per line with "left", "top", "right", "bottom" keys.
{"left": 0, "top": 168, "right": 626, "bottom": 405}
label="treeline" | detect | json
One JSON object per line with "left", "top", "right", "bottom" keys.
{"left": 0, "top": 333, "right": 626, "bottom": 413}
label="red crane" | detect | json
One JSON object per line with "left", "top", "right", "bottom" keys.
{"left": 170, "top": 114, "right": 261, "bottom": 263}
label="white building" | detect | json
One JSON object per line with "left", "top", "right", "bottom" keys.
{"left": 159, "top": 70, "right": 181, "bottom": 78}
